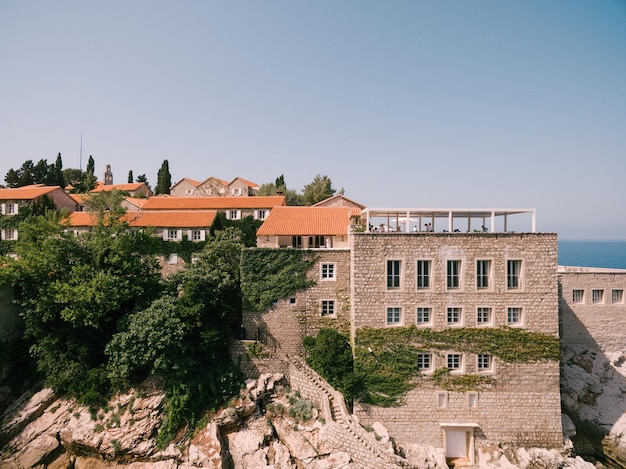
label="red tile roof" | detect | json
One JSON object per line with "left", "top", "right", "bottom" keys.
{"left": 0, "top": 185, "right": 63, "bottom": 200}
{"left": 90, "top": 183, "right": 146, "bottom": 193}
{"left": 230, "top": 177, "right": 259, "bottom": 188}
{"left": 257, "top": 206, "right": 361, "bottom": 236}
{"left": 66, "top": 210, "right": 217, "bottom": 228}
{"left": 141, "top": 196, "right": 286, "bottom": 210}
{"left": 172, "top": 177, "right": 201, "bottom": 187}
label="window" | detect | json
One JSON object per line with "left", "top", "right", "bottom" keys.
{"left": 477, "top": 354, "right": 492, "bottom": 372}
{"left": 232, "top": 187, "right": 242, "bottom": 195}
{"left": 292, "top": 236, "right": 302, "bottom": 248}
{"left": 192, "top": 230, "right": 203, "bottom": 241}
{"left": 309, "top": 236, "right": 325, "bottom": 248}
{"left": 417, "top": 353, "right": 432, "bottom": 372}
{"left": 185, "top": 189, "right": 194, "bottom": 195}
{"left": 386, "top": 307, "right": 402, "bottom": 326}
{"left": 321, "top": 300, "right": 335, "bottom": 316}
{"left": 612, "top": 290, "right": 624, "bottom": 304}
{"left": 7, "top": 203, "right": 17, "bottom": 214}
{"left": 447, "top": 307, "right": 462, "bottom": 326}
{"left": 476, "top": 260, "right": 491, "bottom": 289}
{"left": 447, "top": 260, "right": 461, "bottom": 289}
{"left": 447, "top": 353, "right": 462, "bottom": 371}
{"left": 168, "top": 253, "right": 178, "bottom": 264}
{"left": 387, "top": 260, "right": 401, "bottom": 289}
{"left": 416, "top": 307, "right": 432, "bottom": 326}
{"left": 437, "top": 392, "right": 448, "bottom": 408}
{"left": 228, "top": 210, "right": 241, "bottom": 220}
{"left": 321, "top": 263, "right": 336, "bottom": 280}
{"left": 467, "top": 392, "right": 478, "bottom": 408}
{"left": 257, "top": 209, "right": 267, "bottom": 220}
{"left": 205, "top": 189, "right": 212, "bottom": 195}
{"left": 416, "top": 260, "right": 431, "bottom": 289}
{"left": 572, "top": 290, "right": 584, "bottom": 303}
{"left": 476, "top": 307, "right": 492, "bottom": 326}
{"left": 507, "top": 307, "right": 523, "bottom": 326}
{"left": 2, "top": 228, "right": 17, "bottom": 240}
{"left": 167, "top": 229, "right": 179, "bottom": 241}
{"left": 289, "top": 297, "right": 297, "bottom": 305}
{"left": 592, "top": 290, "right": 604, "bottom": 304}
{"left": 507, "top": 260, "right": 523, "bottom": 290}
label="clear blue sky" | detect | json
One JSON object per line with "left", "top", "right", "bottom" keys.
{"left": 1, "top": 1, "right": 625, "bottom": 239}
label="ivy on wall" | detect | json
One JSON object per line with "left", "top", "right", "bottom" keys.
{"left": 354, "top": 325, "right": 560, "bottom": 406}
{"left": 241, "top": 248, "right": 317, "bottom": 312}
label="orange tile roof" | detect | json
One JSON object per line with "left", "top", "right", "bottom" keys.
{"left": 0, "top": 185, "right": 63, "bottom": 200}
{"left": 257, "top": 206, "right": 361, "bottom": 236}
{"left": 124, "top": 197, "right": 148, "bottom": 208}
{"left": 172, "top": 177, "right": 201, "bottom": 188}
{"left": 141, "top": 196, "right": 286, "bottom": 210}
{"left": 230, "top": 177, "right": 259, "bottom": 188}
{"left": 69, "top": 194, "right": 85, "bottom": 204}
{"left": 90, "top": 183, "right": 145, "bottom": 193}
{"left": 66, "top": 210, "right": 217, "bottom": 228}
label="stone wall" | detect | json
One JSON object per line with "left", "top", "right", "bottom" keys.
{"left": 242, "top": 249, "right": 351, "bottom": 358}
{"left": 350, "top": 232, "right": 562, "bottom": 450}
{"left": 559, "top": 267, "right": 626, "bottom": 354}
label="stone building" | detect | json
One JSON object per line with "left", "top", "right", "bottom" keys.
{"left": 248, "top": 206, "right": 563, "bottom": 465}
{"left": 169, "top": 176, "right": 259, "bottom": 197}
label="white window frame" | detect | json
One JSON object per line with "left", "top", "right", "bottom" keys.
{"left": 477, "top": 353, "right": 494, "bottom": 373}
{"left": 612, "top": 289, "right": 624, "bottom": 304}
{"left": 1, "top": 228, "right": 18, "bottom": 240}
{"left": 592, "top": 289, "right": 604, "bottom": 304}
{"left": 387, "top": 259, "right": 402, "bottom": 290}
{"left": 467, "top": 392, "right": 478, "bottom": 408}
{"left": 227, "top": 210, "right": 241, "bottom": 220}
{"left": 321, "top": 263, "right": 336, "bottom": 281}
{"left": 572, "top": 290, "right": 584, "bottom": 303}
{"left": 256, "top": 209, "right": 268, "bottom": 220}
{"left": 417, "top": 353, "right": 433, "bottom": 372}
{"left": 416, "top": 259, "right": 432, "bottom": 290}
{"left": 437, "top": 392, "right": 448, "bottom": 408}
{"left": 446, "top": 260, "right": 462, "bottom": 290}
{"left": 185, "top": 189, "right": 194, "bottom": 195}
{"left": 507, "top": 259, "right": 523, "bottom": 290}
{"left": 476, "top": 307, "right": 493, "bottom": 327}
{"left": 507, "top": 307, "right": 524, "bottom": 326}
{"left": 386, "top": 306, "right": 403, "bottom": 326}
{"left": 446, "top": 307, "right": 463, "bottom": 327}
{"left": 446, "top": 353, "right": 464, "bottom": 373}
{"left": 192, "top": 229, "right": 204, "bottom": 241}
{"left": 416, "top": 307, "right": 433, "bottom": 326}
{"left": 321, "top": 299, "right": 336, "bottom": 317}
{"left": 232, "top": 187, "right": 242, "bottom": 196}
{"left": 476, "top": 259, "right": 492, "bottom": 290}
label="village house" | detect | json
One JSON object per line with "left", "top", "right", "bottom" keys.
{"left": 0, "top": 185, "right": 78, "bottom": 241}
{"left": 248, "top": 205, "right": 563, "bottom": 464}
{"left": 140, "top": 195, "right": 285, "bottom": 221}
{"left": 170, "top": 176, "right": 259, "bottom": 197}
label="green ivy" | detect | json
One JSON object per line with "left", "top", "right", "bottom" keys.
{"left": 241, "top": 248, "right": 317, "bottom": 312}
{"left": 354, "top": 326, "right": 559, "bottom": 406}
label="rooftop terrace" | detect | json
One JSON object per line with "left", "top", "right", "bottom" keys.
{"left": 361, "top": 208, "right": 537, "bottom": 234}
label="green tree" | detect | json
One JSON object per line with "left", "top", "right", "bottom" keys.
{"left": 257, "top": 175, "right": 303, "bottom": 206}
{"left": 53, "top": 153, "right": 65, "bottom": 188}
{"left": 136, "top": 174, "right": 151, "bottom": 191}
{"left": 86, "top": 155, "right": 95, "bottom": 174}
{"left": 155, "top": 160, "right": 171, "bottom": 195}
{"left": 4, "top": 159, "right": 52, "bottom": 187}
{"left": 303, "top": 328, "right": 364, "bottom": 402}
{"left": 5, "top": 195, "right": 162, "bottom": 401}
{"left": 128, "top": 170, "right": 134, "bottom": 183}
{"left": 302, "top": 174, "right": 337, "bottom": 206}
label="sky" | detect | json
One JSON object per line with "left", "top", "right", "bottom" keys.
{"left": 1, "top": 1, "right": 625, "bottom": 239}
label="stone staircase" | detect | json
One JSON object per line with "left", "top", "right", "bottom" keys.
{"left": 288, "top": 356, "right": 418, "bottom": 469}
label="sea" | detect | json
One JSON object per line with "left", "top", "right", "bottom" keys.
{"left": 558, "top": 240, "right": 626, "bottom": 270}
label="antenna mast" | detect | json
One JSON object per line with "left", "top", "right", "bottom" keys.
{"left": 79, "top": 134, "right": 83, "bottom": 171}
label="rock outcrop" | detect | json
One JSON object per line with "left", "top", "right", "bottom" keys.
{"left": 561, "top": 345, "right": 626, "bottom": 468}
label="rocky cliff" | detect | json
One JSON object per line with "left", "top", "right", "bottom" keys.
{"left": 0, "top": 367, "right": 602, "bottom": 469}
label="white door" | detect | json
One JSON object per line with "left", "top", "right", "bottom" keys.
{"left": 446, "top": 430, "right": 467, "bottom": 459}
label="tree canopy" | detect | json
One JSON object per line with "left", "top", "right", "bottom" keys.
{"left": 155, "top": 160, "right": 172, "bottom": 195}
